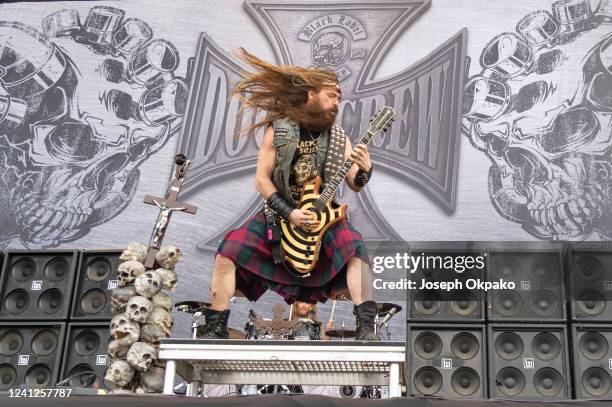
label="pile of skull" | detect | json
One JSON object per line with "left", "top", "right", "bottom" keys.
{"left": 104, "top": 242, "right": 182, "bottom": 393}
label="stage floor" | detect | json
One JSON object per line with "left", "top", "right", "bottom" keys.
{"left": 2, "top": 394, "right": 612, "bottom": 407}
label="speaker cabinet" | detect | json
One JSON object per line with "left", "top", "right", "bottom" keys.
{"left": 406, "top": 324, "right": 486, "bottom": 398}
{"left": 0, "top": 322, "right": 66, "bottom": 390}
{"left": 568, "top": 247, "right": 612, "bottom": 321}
{"left": 487, "top": 249, "right": 566, "bottom": 322}
{"left": 59, "top": 322, "right": 110, "bottom": 388}
{"left": 0, "top": 250, "right": 78, "bottom": 320}
{"left": 406, "top": 249, "right": 486, "bottom": 322}
{"left": 71, "top": 250, "right": 122, "bottom": 320}
{"left": 488, "top": 324, "right": 570, "bottom": 399}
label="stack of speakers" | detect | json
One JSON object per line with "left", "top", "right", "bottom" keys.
{"left": 568, "top": 243, "right": 612, "bottom": 399}
{"left": 0, "top": 249, "right": 122, "bottom": 390}
{"left": 405, "top": 248, "right": 487, "bottom": 399}
{"left": 487, "top": 247, "right": 570, "bottom": 400}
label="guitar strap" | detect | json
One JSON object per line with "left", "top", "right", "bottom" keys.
{"left": 323, "top": 124, "right": 346, "bottom": 186}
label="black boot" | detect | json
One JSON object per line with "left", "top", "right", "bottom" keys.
{"left": 196, "top": 308, "right": 230, "bottom": 339}
{"left": 354, "top": 300, "right": 380, "bottom": 341}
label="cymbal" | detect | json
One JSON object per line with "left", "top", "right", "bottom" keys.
{"left": 325, "top": 329, "right": 356, "bottom": 338}
{"left": 378, "top": 303, "right": 402, "bottom": 316}
{"left": 228, "top": 327, "right": 246, "bottom": 340}
{"left": 175, "top": 300, "right": 211, "bottom": 314}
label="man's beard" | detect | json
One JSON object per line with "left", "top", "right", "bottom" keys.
{"left": 300, "top": 106, "right": 337, "bottom": 132}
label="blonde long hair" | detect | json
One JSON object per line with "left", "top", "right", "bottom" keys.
{"left": 232, "top": 48, "right": 339, "bottom": 133}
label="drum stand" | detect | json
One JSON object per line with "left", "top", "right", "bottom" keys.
{"left": 177, "top": 311, "right": 203, "bottom": 397}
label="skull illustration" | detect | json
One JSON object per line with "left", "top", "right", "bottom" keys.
{"left": 0, "top": 9, "right": 187, "bottom": 249}
{"left": 147, "top": 306, "right": 173, "bottom": 337}
{"left": 462, "top": 4, "right": 612, "bottom": 240}
{"left": 140, "top": 323, "right": 168, "bottom": 343}
{"left": 110, "top": 313, "right": 140, "bottom": 344}
{"left": 154, "top": 268, "right": 177, "bottom": 293}
{"left": 155, "top": 246, "right": 182, "bottom": 269}
{"left": 151, "top": 292, "right": 172, "bottom": 311}
{"left": 120, "top": 242, "right": 148, "bottom": 263}
{"left": 107, "top": 338, "right": 130, "bottom": 359}
{"left": 134, "top": 270, "right": 162, "bottom": 298}
{"left": 127, "top": 341, "right": 157, "bottom": 372}
{"left": 117, "top": 260, "right": 145, "bottom": 287}
{"left": 139, "top": 366, "right": 165, "bottom": 393}
{"left": 125, "top": 296, "right": 153, "bottom": 323}
{"left": 312, "top": 31, "right": 349, "bottom": 66}
{"left": 104, "top": 359, "right": 135, "bottom": 387}
{"left": 111, "top": 285, "right": 137, "bottom": 313}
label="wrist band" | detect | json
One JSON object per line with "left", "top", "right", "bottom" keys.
{"left": 267, "top": 192, "right": 294, "bottom": 220}
{"left": 354, "top": 165, "right": 373, "bottom": 187}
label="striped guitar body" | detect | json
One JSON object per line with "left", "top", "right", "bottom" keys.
{"left": 280, "top": 176, "right": 346, "bottom": 274}
{"left": 278, "top": 106, "right": 396, "bottom": 275}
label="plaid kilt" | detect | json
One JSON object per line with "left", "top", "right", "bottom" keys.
{"left": 216, "top": 211, "right": 369, "bottom": 304}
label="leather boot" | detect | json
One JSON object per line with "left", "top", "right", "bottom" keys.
{"left": 196, "top": 308, "right": 230, "bottom": 339}
{"left": 354, "top": 300, "right": 380, "bottom": 341}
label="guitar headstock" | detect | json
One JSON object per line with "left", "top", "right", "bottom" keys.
{"left": 367, "top": 106, "right": 396, "bottom": 134}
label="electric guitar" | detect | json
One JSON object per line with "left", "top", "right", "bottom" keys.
{"left": 280, "top": 106, "right": 396, "bottom": 274}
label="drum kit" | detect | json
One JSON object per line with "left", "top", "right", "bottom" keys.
{"left": 174, "top": 298, "right": 403, "bottom": 398}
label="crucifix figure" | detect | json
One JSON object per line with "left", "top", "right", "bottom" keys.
{"left": 143, "top": 154, "right": 198, "bottom": 268}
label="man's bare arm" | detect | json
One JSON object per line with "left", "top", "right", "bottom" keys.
{"left": 255, "top": 126, "right": 279, "bottom": 199}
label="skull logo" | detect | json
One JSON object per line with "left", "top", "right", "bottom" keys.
{"left": 0, "top": 7, "right": 187, "bottom": 248}
{"left": 462, "top": 2, "right": 612, "bottom": 240}
{"left": 125, "top": 296, "right": 153, "bottom": 323}
{"left": 312, "top": 31, "right": 349, "bottom": 66}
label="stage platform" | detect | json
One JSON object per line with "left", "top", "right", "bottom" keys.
{"left": 2, "top": 394, "right": 612, "bottom": 407}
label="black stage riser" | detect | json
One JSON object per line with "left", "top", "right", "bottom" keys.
{"left": 0, "top": 322, "right": 66, "bottom": 390}
{"left": 71, "top": 250, "right": 122, "bottom": 321}
{"left": 0, "top": 251, "right": 79, "bottom": 321}
{"left": 405, "top": 323, "right": 487, "bottom": 398}
{"left": 487, "top": 249, "right": 566, "bottom": 322}
{"left": 487, "top": 323, "right": 571, "bottom": 399}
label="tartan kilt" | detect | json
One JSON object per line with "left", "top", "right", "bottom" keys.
{"left": 216, "top": 211, "right": 369, "bottom": 304}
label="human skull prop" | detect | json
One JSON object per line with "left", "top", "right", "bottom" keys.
{"left": 127, "top": 342, "right": 157, "bottom": 372}
{"left": 126, "top": 296, "right": 153, "bottom": 323}
{"left": 151, "top": 292, "right": 172, "bottom": 311}
{"left": 134, "top": 270, "right": 162, "bottom": 298}
{"left": 117, "top": 260, "right": 145, "bottom": 287}
{"left": 110, "top": 313, "right": 140, "bottom": 344}
{"left": 147, "top": 306, "right": 173, "bottom": 337}
{"left": 139, "top": 366, "right": 165, "bottom": 393}
{"left": 107, "top": 338, "right": 130, "bottom": 359}
{"left": 462, "top": 5, "right": 612, "bottom": 240}
{"left": 120, "top": 242, "right": 148, "bottom": 263}
{"left": 154, "top": 268, "right": 177, "bottom": 293}
{"left": 111, "top": 285, "right": 137, "bottom": 314}
{"left": 140, "top": 323, "right": 168, "bottom": 343}
{"left": 105, "top": 359, "right": 135, "bottom": 387}
{"left": 155, "top": 245, "right": 182, "bottom": 269}
{"left": 312, "top": 31, "right": 349, "bottom": 66}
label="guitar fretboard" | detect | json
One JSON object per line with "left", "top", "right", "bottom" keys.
{"left": 314, "top": 129, "right": 375, "bottom": 211}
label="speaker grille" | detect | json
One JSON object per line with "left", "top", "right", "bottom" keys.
{"left": 487, "top": 249, "right": 565, "bottom": 322}
{"left": 407, "top": 249, "right": 486, "bottom": 322}
{"left": 569, "top": 247, "right": 612, "bottom": 321}
{"left": 0, "top": 323, "right": 65, "bottom": 388}
{"left": 488, "top": 324, "right": 570, "bottom": 399}
{"left": 70, "top": 250, "right": 122, "bottom": 320}
{"left": 59, "top": 323, "right": 110, "bottom": 389}
{"left": 0, "top": 251, "right": 78, "bottom": 320}
{"left": 406, "top": 324, "right": 486, "bottom": 398}
{"left": 572, "top": 324, "right": 612, "bottom": 399}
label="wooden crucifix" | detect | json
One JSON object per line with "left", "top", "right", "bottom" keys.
{"left": 143, "top": 154, "right": 198, "bottom": 268}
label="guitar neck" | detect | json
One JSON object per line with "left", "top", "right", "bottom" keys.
{"left": 315, "top": 129, "right": 376, "bottom": 209}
